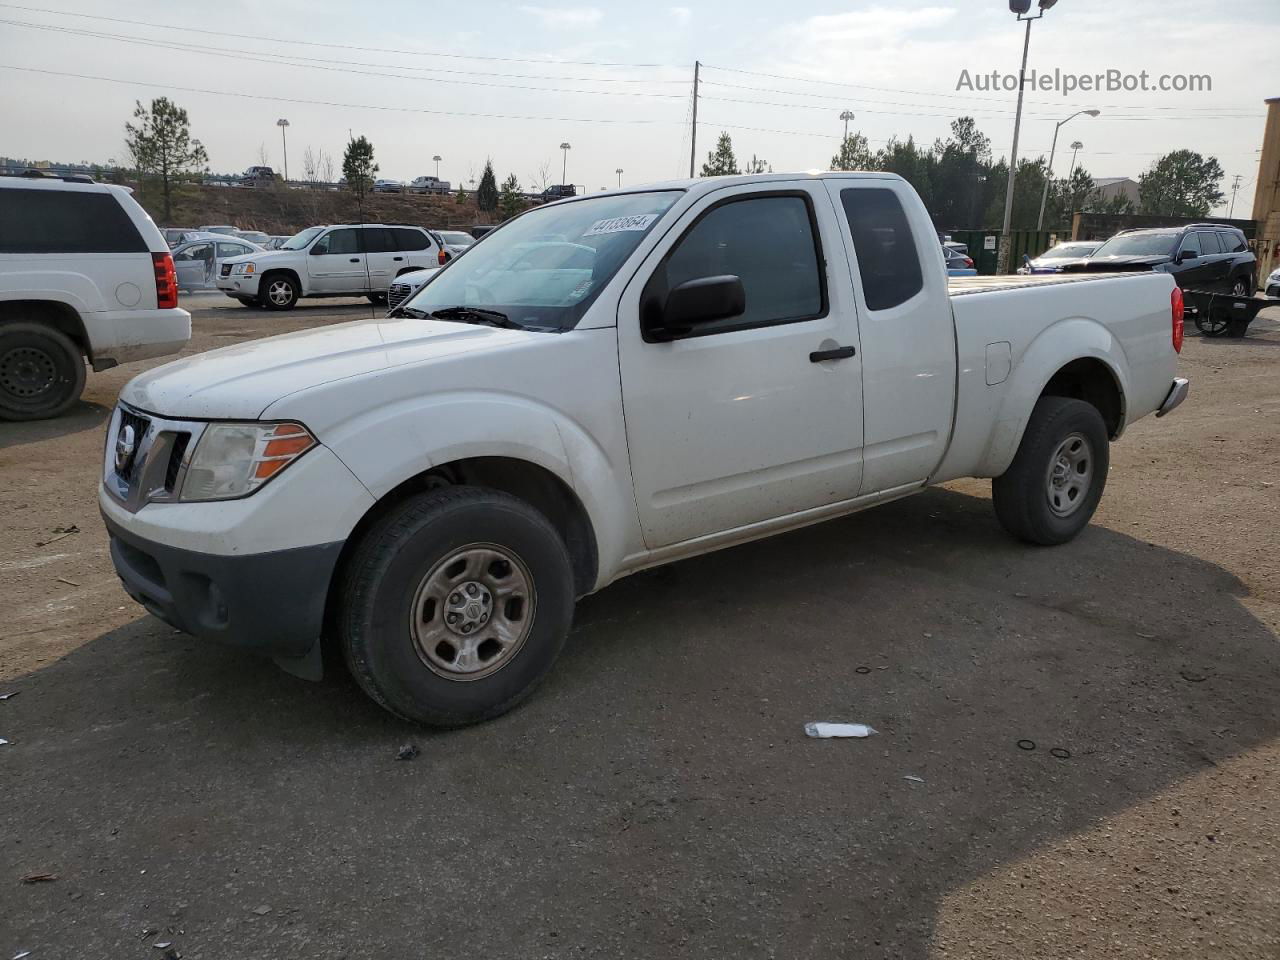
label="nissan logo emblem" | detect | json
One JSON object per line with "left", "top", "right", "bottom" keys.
{"left": 114, "top": 423, "right": 137, "bottom": 472}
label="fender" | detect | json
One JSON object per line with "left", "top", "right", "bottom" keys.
{"left": 0, "top": 275, "right": 98, "bottom": 316}
{"left": 975, "top": 316, "right": 1130, "bottom": 478}
{"left": 297, "top": 389, "right": 640, "bottom": 591}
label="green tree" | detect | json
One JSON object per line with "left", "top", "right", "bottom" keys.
{"left": 875, "top": 137, "right": 936, "bottom": 212}
{"left": 454, "top": 184, "right": 467, "bottom": 205}
{"left": 123, "top": 97, "right": 208, "bottom": 222}
{"left": 830, "top": 132, "right": 875, "bottom": 172}
{"left": 1138, "top": 149, "right": 1224, "bottom": 217}
{"left": 743, "top": 154, "right": 771, "bottom": 175}
{"left": 700, "top": 132, "right": 740, "bottom": 177}
{"left": 341, "top": 136, "right": 378, "bottom": 195}
{"left": 476, "top": 159, "right": 498, "bottom": 212}
{"left": 498, "top": 173, "right": 524, "bottom": 218}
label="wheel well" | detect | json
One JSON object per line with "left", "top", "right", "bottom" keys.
{"left": 1040, "top": 358, "right": 1124, "bottom": 437}
{"left": 259, "top": 267, "right": 301, "bottom": 291}
{"left": 395, "top": 267, "right": 418, "bottom": 277}
{"left": 333, "top": 457, "right": 599, "bottom": 601}
{"left": 0, "top": 300, "right": 89, "bottom": 359}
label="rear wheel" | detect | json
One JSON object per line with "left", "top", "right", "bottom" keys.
{"left": 992, "top": 396, "right": 1109, "bottom": 545}
{"left": 339, "top": 487, "right": 575, "bottom": 726}
{"left": 259, "top": 273, "right": 299, "bottom": 310}
{"left": 0, "top": 321, "right": 86, "bottom": 421}
{"left": 1230, "top": 275, "right": 1251, "bottom": 298}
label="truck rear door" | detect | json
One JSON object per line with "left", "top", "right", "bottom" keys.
{"left": 823, "top": 178, "right": 956, "bottom": 493}
{"left": 617, "top": 180, "right": 865, "bottom": 548}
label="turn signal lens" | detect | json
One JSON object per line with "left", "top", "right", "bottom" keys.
{"left": 1171, "top": 286, "right": 1184, "bottom": 354}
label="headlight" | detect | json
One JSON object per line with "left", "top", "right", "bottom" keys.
{"left": 181, "top": 422, "right": 315, "bottom": 501}
{"left": 1269, "top": 269, "right": 1280, "bottom": 283}
{"left": 235, "top": 262, "right": 256, "bottom": 275}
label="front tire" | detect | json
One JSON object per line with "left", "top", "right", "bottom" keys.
{"left": 992, "top": 396, "right": 1109, "bottom": 545}
{"left": 367, "top": 292, "right": 388, "bottom": 305}
{"left": 339, "top": 487, "right": 575, "bottom": 727}
{"left": 259, "top": 273, "right": 299, "bottom": 310}
{"left": 0, "top": 322, "right": 87, "bottom": 421}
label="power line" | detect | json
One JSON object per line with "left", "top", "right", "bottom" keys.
{"left": 0, "top": 18, "right": 688, "bottom": 99}
{"left": 0, "top": 2, "right": 677, "bottom": 68}
{"left": 0, "top": 64, "right": 684, "bottom": 124}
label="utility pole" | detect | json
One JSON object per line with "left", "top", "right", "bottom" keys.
{"left": 1229, "top": 174, "right": 1243, "bottom": 218}
{"left": 616, "top": 167, "right": 623, "bottom": 188}
{"left": 689, "top": 60, "right": 700, "bottom": 178}
{"left": 997, "top": 16, "right": 1034, "bottom": 273}
{"left": 433, "top": 154, "right": 442, "bottom": 178}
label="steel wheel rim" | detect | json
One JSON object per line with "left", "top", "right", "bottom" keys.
{"left": 1045, "top": 431, "right": 1093, "bottom": 517}
{"left": 0, "top": 345, "right": 57, "bottom": 400}
{"left": 268, "top": 280, "right": 293, "bottom": 305}
{"left": 409, "top": 542, "right": 536, "bottom": 681}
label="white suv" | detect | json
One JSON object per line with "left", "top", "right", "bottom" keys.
{"left": 216, "top": 223, "right": 443, "bottom": 309}
{"left": 0, "top": 176, "right": 191, "bottom": 420}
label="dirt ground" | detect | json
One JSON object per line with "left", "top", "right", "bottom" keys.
{"left": 1, "top": 295, "right": 1278, "bottom": 959}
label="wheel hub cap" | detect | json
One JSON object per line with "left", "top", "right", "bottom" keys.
{"left": 409, "top": 543, "right": 536, "bottom": 680}
{"left": 1045, "top": 431, "right": 1093, "bottom": 517}
{"left": 0, "top": 347, "right": 56, "bottom": 398}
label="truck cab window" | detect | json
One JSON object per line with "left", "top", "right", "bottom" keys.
{"left": 839, "top": 188, "right": 923, "bottom": 311}
{"left": 661, "top": 194, "right": 824, "bottom": 336}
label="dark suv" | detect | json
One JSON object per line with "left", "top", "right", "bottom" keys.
{"left": 1061, "top": 224, "right": 1256, "bottom": 295}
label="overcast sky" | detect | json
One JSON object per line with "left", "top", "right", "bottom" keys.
{"left": 2, "top": 0, "right": 1276, "bottom": 214}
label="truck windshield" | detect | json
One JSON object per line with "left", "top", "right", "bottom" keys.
{"left": 280, "top": 226, "right": 324, "bottom": 251}
{"left": 401, "top": 191, "right": 681, "bottom": 331}
{"left": 1092, "top": 232, "right": 1179, "bottom": 257}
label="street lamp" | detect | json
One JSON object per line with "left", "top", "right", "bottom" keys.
{"left": 1036, "top": 110, "right": 1100, "bottom": 230}
{"left": 276, "top": 118, "right": 290, "bottom": 181}
{"left": 997, "top": 0, "right": 1059, "bottom": 273}
{"left": 616, "top": 167, "right": 623, "bottom": 188}
{"left": 432, "top": 155, "right": 442, "bottom": 178}
{"left": 839, "top": 109, "right": 855, "bottom": 142}
{"left": 559, "top": 142, "right": 571, "bottom": 187}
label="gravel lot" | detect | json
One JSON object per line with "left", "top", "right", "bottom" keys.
{"left": 2, "top": 295, "right": 1278, "bottom": 959}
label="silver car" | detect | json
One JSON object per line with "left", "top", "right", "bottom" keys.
{"left": 435, "top": 230, "right": 477, "bottom": 263}
{"left": 172, "top": 236, "right": 263, "bottom": 292}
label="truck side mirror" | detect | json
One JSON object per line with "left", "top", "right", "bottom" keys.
{"left": 651, "top": 275, "right": 745, "bottom": 340}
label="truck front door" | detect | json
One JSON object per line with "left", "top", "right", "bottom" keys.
{"left": 617, "top": 182, "right": 865, "bottom": 549}
{"left": 307, "top": 228, "right": 367, "bottom": 293}
{"left": 823, "top": 179, "right": 956, "bottom": 494}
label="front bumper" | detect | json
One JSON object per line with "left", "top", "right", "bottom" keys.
{"left": 1156, "top": 377, "right": 1190, "bottom": 418}
{"left": 216, "top": 273, "right": 261, "bottom": 297}
{"left": 104, "top": 513, "right": 342, "bottom": 660}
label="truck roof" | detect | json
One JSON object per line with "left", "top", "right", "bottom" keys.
{"left": 565, "top": 171, "right": 905, "bottom": 201}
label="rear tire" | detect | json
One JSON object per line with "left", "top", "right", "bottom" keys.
{"left": 339, "top": 487, "right": 575, "bottom": 727}
{"left": 992, "top": 396, "right": 1109, "bottom": 545}
{"left": 259, "top": 273, "right": 299, "bottom": 311}
{"left": 0, "top": 321, "right": 86, "bottom": 421}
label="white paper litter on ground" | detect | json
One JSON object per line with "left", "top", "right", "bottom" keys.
{"left": 904, "top": 774, "right": 925, "bottom": 783}
{"left": 0, "top": 738, "right": 9, "bottom": 746}
{"left": 804, "top": 722, "right": 877, "bottom": 739}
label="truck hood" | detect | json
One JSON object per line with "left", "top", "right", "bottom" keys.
{"left": 121, "top": 317, "right": 538, "bottom": 420}
{"left": 1059, "top": 254, "right": 1171, "bottom": 273}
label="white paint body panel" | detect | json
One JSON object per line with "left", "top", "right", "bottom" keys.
{"left": 110, "top": 172, "right": 1182, "bottom": 592}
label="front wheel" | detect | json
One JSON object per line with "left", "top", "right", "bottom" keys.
{"left": 339, "top": 487, "right": 575, "bottom": 726}
{"left": 259, "top": 274, "right": 299, "bottom": 310}
{"left": 1230, "top": 276, "right": 1251, "bottom": 298}
{"left": 367, "top": 292, "right": 388, "bottom": 305}
{"left": 992, "top": 396, "right": 1109, "bottom": 545}
{"left": 0, "top": 322, "right": 87, "bottom": 421}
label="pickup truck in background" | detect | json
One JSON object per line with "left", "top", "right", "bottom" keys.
{"left": 100, "top": 172, "right": 1187, "bottom": 726}
{"left": 409, "top": 176, "right": 452, "bottom": 195}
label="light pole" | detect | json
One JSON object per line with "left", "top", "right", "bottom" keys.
{"left": 616, "top": 167, "right": 623, "bottom": 188}
{"left": 276, "top": 118, "right": 290, "bottom": 181}
{"left": 433, "top": 155, "right": 442, "bottom": 179}
{"left": 839, "top": 109, "right": 855, "bottom": 142}
{"left": 1036, "top": 110, "right": 1099, "bottom": 230}
{"left": 559, "top": 142, "right": 571, "bottom": 187}
{"left": 997, "top": 0, "right": 1058, "bottom": 273}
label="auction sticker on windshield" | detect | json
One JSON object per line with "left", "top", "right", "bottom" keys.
{"left": 582, "top": 214, "right": 659, "bottom": 237}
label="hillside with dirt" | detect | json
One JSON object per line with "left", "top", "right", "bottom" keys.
{"left": 136, "top": 180, "right": 501, "bottom": 235}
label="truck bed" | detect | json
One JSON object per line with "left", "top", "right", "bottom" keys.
{"left": 948, "top": 272, "right": 1143, "bottom": 297}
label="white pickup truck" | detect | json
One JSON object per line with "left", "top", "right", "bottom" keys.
{"left": 100, "top": 173, "right": 1188, "bottom": 726}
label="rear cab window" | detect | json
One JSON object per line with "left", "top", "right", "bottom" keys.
{"left": 839, "top": 188, "right": 923, "bottom": 310}
{"left": 0, "top": 187, "right": 146, "bottom": 254}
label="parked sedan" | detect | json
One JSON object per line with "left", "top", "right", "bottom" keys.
{"left": 1266, "top": 266, "right": 1280, "bottom": 299}
{"left": 944, "top": 246, "right": 977, "bottom": 277}
{"left": 433, "top": 229, "right": 477, "bottom": 263}
{"left": 385, "top": 267, "right": 439, "bottom": 310}
{"left": 172, "top": 235, "right": 263, "bottom": 292}
{"left": 372, "top": 179, "right": 406, "bottom": 194}
{"left": 1018, "top": 240, "right": 1101, "bottom": 275}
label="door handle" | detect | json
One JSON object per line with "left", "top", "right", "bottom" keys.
{"left": 393, "top": 256, "right": 404, "bottom": 261}
{"left": 349, "top": 258, "right": 360, "bottom": 263}
{"left": 809, "top": 345, "right": 856, "bottom": 362}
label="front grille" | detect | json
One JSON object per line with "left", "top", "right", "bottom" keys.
{"left": 220, "top": 263, "right": 232, "bottom": 277}
{"left": 165, "top": 432, "right": 191, "bottom": 492}
{"left": 115, "top": 408, "right": 151, "bottom": 481}
{"left": 388, "top": 282, "right": 412, "bottom": 309}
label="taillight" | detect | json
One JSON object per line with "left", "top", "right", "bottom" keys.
{"left": 152, "top": 252, "right": 178, "bottom": 309}
{"left": 1171, "top": 286, "right": 1184, "bottom": 353}
{"left": 964, "top": 257, "right": 974, "bottom": 268}
{"left": 437, "top": 248, "right": 449, "bottom": 265}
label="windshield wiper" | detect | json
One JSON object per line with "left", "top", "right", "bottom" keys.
{"left": 428, "top": 306, "right": 523, "bottom": 329}
{"left": 388, "top": 304, "right": 429, "bottom": 319}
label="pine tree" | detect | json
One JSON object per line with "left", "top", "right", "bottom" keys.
{"left": 454, "top": 184, "right": 467, "bottom": 205}
{"left": 123, "top": 98, "right": 208, "bottom": 222}
{"left": 499, "top": 173, "right": 523, "bottom": 219}
{"left": 341, "top": 136, "right": 378, "bottom": 195}
{"left": 830, "top": 133, "right": 874, "bottom": 172}
{"left": 476, "top": 159, "right": 499, "bottom": 212}
{"left": 699, "top": 132, "right": 740, "bottom": 177}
